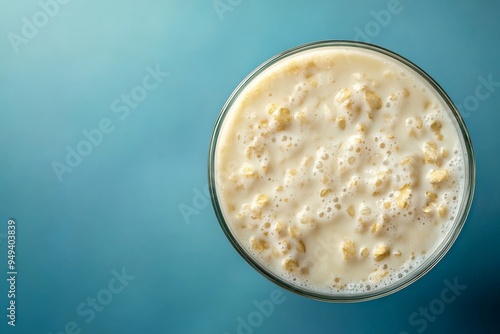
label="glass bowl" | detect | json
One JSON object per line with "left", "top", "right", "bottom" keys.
{"left": 208, "top": 40, "right": 475, "bottom": 302}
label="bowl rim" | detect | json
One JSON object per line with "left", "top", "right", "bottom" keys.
{"left": 208, "top": 40, "right": 476, "bottom": 302}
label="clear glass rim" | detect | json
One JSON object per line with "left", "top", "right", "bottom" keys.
{"left": 208, "top": 40, "right": 476, "bottom": 303}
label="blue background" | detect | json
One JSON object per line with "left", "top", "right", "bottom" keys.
{"left": 1, "top": 0, "right": 499, "bottom": 333}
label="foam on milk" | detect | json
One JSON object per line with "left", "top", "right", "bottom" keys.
{"left": 214, "top": 46, "right": 466, "bottom": 295}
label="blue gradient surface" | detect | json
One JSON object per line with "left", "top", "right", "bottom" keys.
{"left": 0, "top": 0, "right": 499, "bottom": 333}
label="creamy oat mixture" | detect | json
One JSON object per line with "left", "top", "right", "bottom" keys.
{"left": 214, "top": 47, "right": 464, "bottom": 293}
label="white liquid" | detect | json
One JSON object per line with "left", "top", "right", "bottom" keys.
{"left": 215, "top": 46, "right": 465, "bottom": 294}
